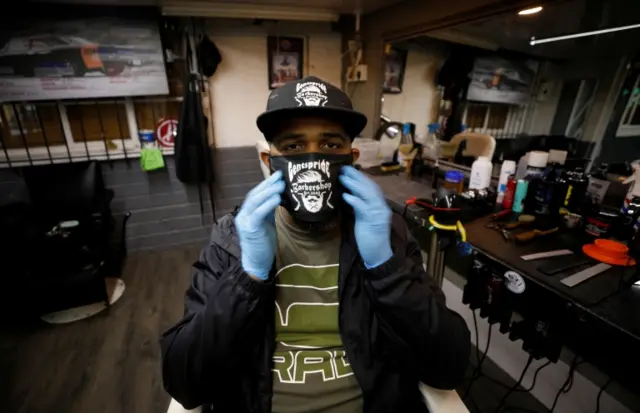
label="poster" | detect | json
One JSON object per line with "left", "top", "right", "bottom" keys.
{"left": 0, "top": 17, "right": 169, "bottom": 102}
{"left": 268, "top": 36, "right": 303, "bottom": 89}
{"left": 383, "top": 47, "right": 407, "bottom": 94}
{"left": 467, "top": 56, "right": 538, "bottom": 105}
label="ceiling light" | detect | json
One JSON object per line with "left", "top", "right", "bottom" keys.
{"left": 518, "top": 6, "right": 543, "bottom": 15}
{"left": 530, "top": 23, "right": 640, "bottom": 45}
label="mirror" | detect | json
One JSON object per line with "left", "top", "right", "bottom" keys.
{"left": 378, "top": 0, "right": 640, "bottom": 172}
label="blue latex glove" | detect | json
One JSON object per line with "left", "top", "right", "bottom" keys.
{"left": 339, "top": 166, "right": 393, "bottom": 269}
{"left": 235, "top": 170, "right": 285, "bottom": 280}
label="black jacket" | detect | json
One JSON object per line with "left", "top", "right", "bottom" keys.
{"left": 160, "top": 213, "right": 471, "bottom": 412}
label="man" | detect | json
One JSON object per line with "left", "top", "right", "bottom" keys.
{"left": 161, "top": 76, "right": 470, "bottom": 413}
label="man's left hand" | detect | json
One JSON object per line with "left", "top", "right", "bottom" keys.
{"left": 339, "top": 166, "right": 393, "bottom": 269}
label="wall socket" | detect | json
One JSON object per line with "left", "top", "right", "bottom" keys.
{"left": 347, "top": 64, "right": 368, "bottom": 82}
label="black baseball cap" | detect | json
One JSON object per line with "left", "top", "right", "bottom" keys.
{"left": 256, "top": 76, "right": 367, "bottom": 141}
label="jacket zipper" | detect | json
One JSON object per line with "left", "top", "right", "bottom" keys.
{"left": 338, "top": 228, "right": 370, "bottom": 412}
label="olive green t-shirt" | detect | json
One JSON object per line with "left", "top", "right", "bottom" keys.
{"left": 272, "top": 208, "right": 363, "bottom": 413}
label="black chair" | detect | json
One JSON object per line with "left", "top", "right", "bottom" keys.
{"left": 14, "top": 161, "right": 130, "bottom": 316}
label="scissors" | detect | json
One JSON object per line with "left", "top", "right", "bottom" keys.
{"left": 486, "top": 222, "right": 511, "bottom": 241}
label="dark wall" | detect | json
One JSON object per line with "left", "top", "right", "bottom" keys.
{"left": 0, "top": 146, "right": 263, "bottom": 251}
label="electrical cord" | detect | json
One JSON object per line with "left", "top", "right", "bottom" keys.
{"left": 594, "top": 378, "right": 612, "bottom": 413}
{"left": 475, "top": 360, "right": 552, "bottom": 394}
{"left": 494, "top": 354, "right": 535, "bottom": 413}
{"left": 467, "top": 392, "right": 483, "bottom": 413}
{"left": 549, "top": 354, "right": 583, "bottom": 412}
{"left": 523, "top": 361, "right": 552, "bottom": 392}
{"left": 463, "top": 310, "right": 552, "bottom": 410}
{"left": 463, "top": 310, "right": 490, "bottom": 400}
{"left": 460, "top": 311, "right": 554, "bottom": 413}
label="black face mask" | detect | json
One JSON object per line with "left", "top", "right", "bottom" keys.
{"left": 269, "top": 152, "right": 353, "bottom": 223}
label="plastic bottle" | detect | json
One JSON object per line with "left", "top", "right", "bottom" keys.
{"left": 524, "top": 151, "right": 550, "bottom": 216}
{"left": 528, "top": 150, "right": 567, "bottom": 218}
{"left": 545, "top": 150, "right": 569, "bottom": 218}
{"left": 502, "top": 175, "right": 517, "bottom": 210}
{"left": 587, "top": 163, "right": 611, "bottom": 205}
{"left": 496, "top": 160, "right": 516, "bottom": 205}
{"left": 547, "top": 150, "right": 568, "bottom": 178}
{"left": 622, "top": 160, "right": 640, "bottom": 206}
{"left": 620, "top": 164, "right": 640, "bottom": 240}
{"left": 515, "top": 153, "right": 529, "bottom": 180}
{"left": 443, "top": 170, "right": 465, "bottom": 194}
{"left": 469, "top": 156, "right": 493, "bottom": 190}
{"left": 423, "top": 123, "right": 441, "bottom": 165}
{"left": 564, "top": 168, "right": 589, "bottom": 214}
{"left": 512, "top": 179, "right": 529, "bottom": 213}
{"left": 525, "top": 151, "right": 549, "bottom": 178}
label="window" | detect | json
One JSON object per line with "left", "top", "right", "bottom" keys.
{"left": 617, "top": 74, "right": 640, "bottom": 137}
{"left": 0, "top": 34, "right": 187, "bottom": 167}
{"left": 133, "top": 98, "right": 181, "bottom": 131}
{"left": 565, "top": 79, "right": 598, "bottom": 139}
{"left": 463, "top": 103, "right": 520, "bottom": 137}
{"left": 1, "top": 103, "right": 66, "bottom": 149}
{"left": 66, "top": 101, "right": 130, "bottom": 143}
{"left": 0, "top": 96, "right": 182, "bottom": 167}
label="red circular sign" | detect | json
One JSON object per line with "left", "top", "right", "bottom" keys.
{"left": 156, "top": 118, "right": 178, "bottom": 148}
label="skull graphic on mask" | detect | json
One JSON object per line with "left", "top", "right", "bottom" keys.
{"left": 292, "top": 170, "right": 331, "bottom": 213}
{"left": 270, "top": 153, "right": 352, "bottom": 223}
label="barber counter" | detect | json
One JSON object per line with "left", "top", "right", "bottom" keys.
{"left": 367, "top": 171, "right": 640, "bottom": 398}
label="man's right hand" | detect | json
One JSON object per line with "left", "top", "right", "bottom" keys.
{"left": 235, "top": 170, "right": 285, "bottom": 281}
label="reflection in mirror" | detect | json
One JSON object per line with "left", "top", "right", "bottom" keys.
{"left": 378, "top": 0, "right": 640, "bottom": 178}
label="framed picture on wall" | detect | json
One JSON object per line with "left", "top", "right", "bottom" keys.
{"left": 267, "top": 36, "right": 304, "bottom": 89}
{"left": 383, "top": 47, "right": 407, "bottom": 94}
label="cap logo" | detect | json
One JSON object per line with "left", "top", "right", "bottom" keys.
{"left": 295, "top": 82, "right": 328, "bottom": 107}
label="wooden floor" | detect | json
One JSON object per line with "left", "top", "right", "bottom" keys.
{"left": 0, "top": 244, "right": 548, "bottom": 413}
{"left": 0, "top": 246, "right": 201, "bottom": 413}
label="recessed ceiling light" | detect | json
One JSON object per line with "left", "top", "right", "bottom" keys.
{"left": 518, "top": 6, "right": 543, "bottom": 15}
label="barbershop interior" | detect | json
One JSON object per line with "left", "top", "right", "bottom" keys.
{"left": 1, "top": 0, "right": 640, "bottom": 413}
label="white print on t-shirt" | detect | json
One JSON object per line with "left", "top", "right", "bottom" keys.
{"left": 273, "top": 349, "right": 353, "bottom": 384}
{"left": 288, "top": 162, "right": 333, "bottom": 213}
{"left": 273, "top": 263, "right": 353, "bottom": 385}
{"left": 274, "top": 263, "right": 339, "bottom": 326}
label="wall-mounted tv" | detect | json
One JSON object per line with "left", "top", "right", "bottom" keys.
{"left": 467, "top": 56, "right": 539, "bottom": 105}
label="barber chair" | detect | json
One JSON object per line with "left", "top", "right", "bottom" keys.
{"left": 448, "top": 132, "right": 496, "bottom": 160}
{"left": 0, "top": 161, "right": 130, "bottom": 319}
{"left": 167, "top": 383, "right": 468, "bottom": 413}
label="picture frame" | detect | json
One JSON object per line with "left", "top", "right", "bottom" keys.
{"left": 267, "top": 36, "right": 304, "bottom": 89}
{"left": 383, "top": 47, "right": 408, "bottom": 94}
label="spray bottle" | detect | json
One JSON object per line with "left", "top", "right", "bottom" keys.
{"left": 424, "top": 123, "right": 441, "bottom": 167}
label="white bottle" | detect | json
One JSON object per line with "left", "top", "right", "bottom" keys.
{"left": 525, "top": 151, "right": 549, "bottom": 178}
{"left": 515, "top": 153, "right": 529, "bottom": 180}
{"left": 496, "top": 160, "right": 517, "bottom": 204}
{"left": 469, "top": 156, "right": 493, "bottom": 190}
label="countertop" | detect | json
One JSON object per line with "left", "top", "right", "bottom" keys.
{"left": 465, "top": 214, "right": 640, "bottom": 340}
{"left": 367, "top": 172, "right": 435, "bottom": 211}
{"left": 365, "top": 168, "right": 640, "bottom": 393}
